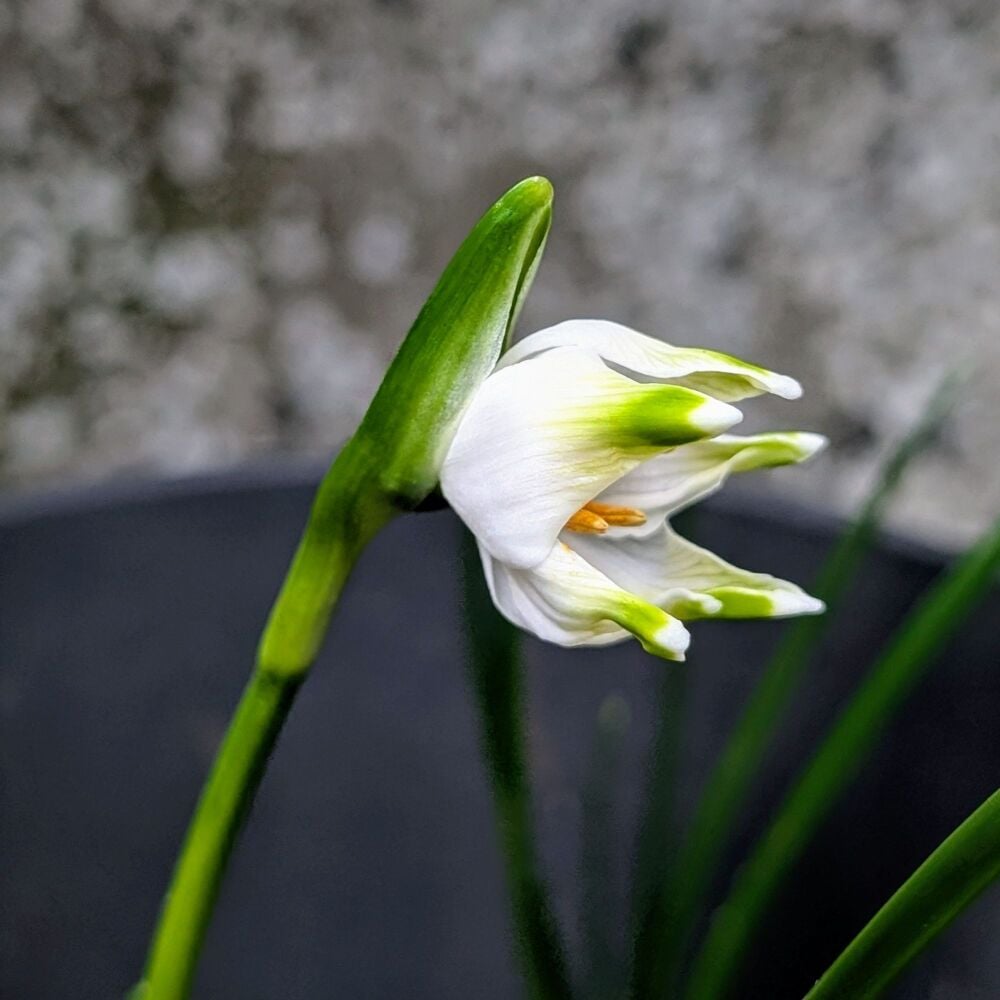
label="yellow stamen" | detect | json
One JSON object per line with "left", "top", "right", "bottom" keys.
{"left": 584, "top": 501, "right": 647, "bottom": 527}
{"left": 565, "top": 508, "right": 609, "bottom": 534}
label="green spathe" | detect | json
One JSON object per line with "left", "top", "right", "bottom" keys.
{"left": 257, "top": 177, "right": 553, "bottom": 681}
{"left": 360, "top": 176, "right": 553, "bottom": 506}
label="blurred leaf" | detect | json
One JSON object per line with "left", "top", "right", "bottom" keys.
{"left": 461, "top": 527, "right": 574, "bottom": 1000}
{"left": 805, "top": 787, "right": 1000, "bottom": 1000}
{"left": 629, "top": 373, "right": 961, "bottom": 998}
{"left": 684, "top": 515, "right": 1000, "bottom": 1000}
{"left": 627, "top": 665, "right": 687, "bottom": 996}
{"left": 580, "top": 694, "right": 632, "bottom": 1000}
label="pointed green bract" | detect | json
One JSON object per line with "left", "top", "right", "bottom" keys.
{"left": 257, "top": 177, "right": 553, "bottom": 681}
{"left": 359, "top": 176, "right": 553, "bottom": 507}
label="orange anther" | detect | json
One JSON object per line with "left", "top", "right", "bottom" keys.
{"left": 564, "top": 508, "right": 610, "bottom": 534}
{"left": 584, "top": 501, "right": 647, "bottom": 527}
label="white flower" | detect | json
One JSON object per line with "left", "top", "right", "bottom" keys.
{"left": 439, "top": 320, "right": 827, "bottom": 662}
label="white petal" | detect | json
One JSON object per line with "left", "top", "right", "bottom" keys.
{"left": 479, "top": 540, "right": 691, "bottom": 660}
{"left": 441, "top": 347, "right": 742, "bottom": 568}
{"left": 499, "top": 320, "right": 802, "bottom": 401}
{"left": 596, "top": 432, "right": 828, "bottom": 536}
{"left": 566, "top": 524, "right": 826, "bottom": 620}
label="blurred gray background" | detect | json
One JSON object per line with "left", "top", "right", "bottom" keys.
{"left": 1, "top": 0, "right": 997, "bottom": 546}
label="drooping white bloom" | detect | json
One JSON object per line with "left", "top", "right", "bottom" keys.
{"left": 440, "top": 320, "right": 826, "bottom": 662}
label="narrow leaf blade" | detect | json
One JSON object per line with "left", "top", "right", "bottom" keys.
{"left": 580, "top": 695, "right": 631, "bottom": 1000}
{"left": 805, "top": 788, "right": 1000, "bottom": 1000}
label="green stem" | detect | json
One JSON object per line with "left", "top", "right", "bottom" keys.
{"left": 134, "top": 176, "right": 554, "bottom": 999}
{"left": 461, "top": 529, "right": 574, "bottom": 1000}
{"left": 805, "top": 787, "right": 1000, "bottom": 1000}
{"left": 139, "top": 672, "right": 300, "bottom": 998}
{"left": 139, "top": 443, "right": 392, "bottom": 1000}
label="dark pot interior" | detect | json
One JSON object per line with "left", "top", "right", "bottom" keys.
{"left": 1, "top": 465, "right": 997, "bottom": 999}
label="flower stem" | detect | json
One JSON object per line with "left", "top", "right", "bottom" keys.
{"left": 580, "top": 696, "right": 631, "bottom": 1000}
{"left": 137, "top": 444, "right": 392, "bottom": 999}
{"left": 138, "top": 670, "right": 301, "bottom": 999}
{"left": 134, "top": 176, "right": 554, "bottom": 999}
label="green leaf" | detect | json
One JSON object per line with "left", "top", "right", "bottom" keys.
{"left": 461, "top": 528, "right": 574, "bottom": 1000}
{"left": 684, "top": 516, "right": 1000, "bottom": 1000}
{"left": 628, "top": 374, "right": 960, "bottom": 998}
{"left": 804, "top": 787, "right": 1000, "bottom": 1000}
{"left": 627, "top": 665, "right": 687, "bottom": 998}
{"left": 580, "top": 695, "right": 632, "bottom": 1000}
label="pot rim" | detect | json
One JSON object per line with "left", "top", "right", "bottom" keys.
{"left": 0, "top": 453, "right": 948, "bottom": 571}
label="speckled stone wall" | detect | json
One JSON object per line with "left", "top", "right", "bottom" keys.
{"left": 1, "top": 0, "right": 997, "bottom": 546}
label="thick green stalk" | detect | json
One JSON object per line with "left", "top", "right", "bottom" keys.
{"left": 137, "top": 673, "right": 298, "bottom": 998}
{"left": 136, "top": 176, "right": 554, "bottom": 999}
{"left": 461, "top": 529, "right": 574, "bottom": 1000}
{"left": 629, "top": 375, "right": 959, "bottom": 998}
{"left": 139, "top": 445, "right": 389, "bottom": 1000}
{"left": 684, "top": 517, "right": 1000, "bottom": 1000}
{"left": 805, "top": 788, "right": 1000, "bottom": 1000}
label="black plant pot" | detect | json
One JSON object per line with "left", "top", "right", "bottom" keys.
{"left": 1, "top": 464, "right": 997, "bottom": 1000}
